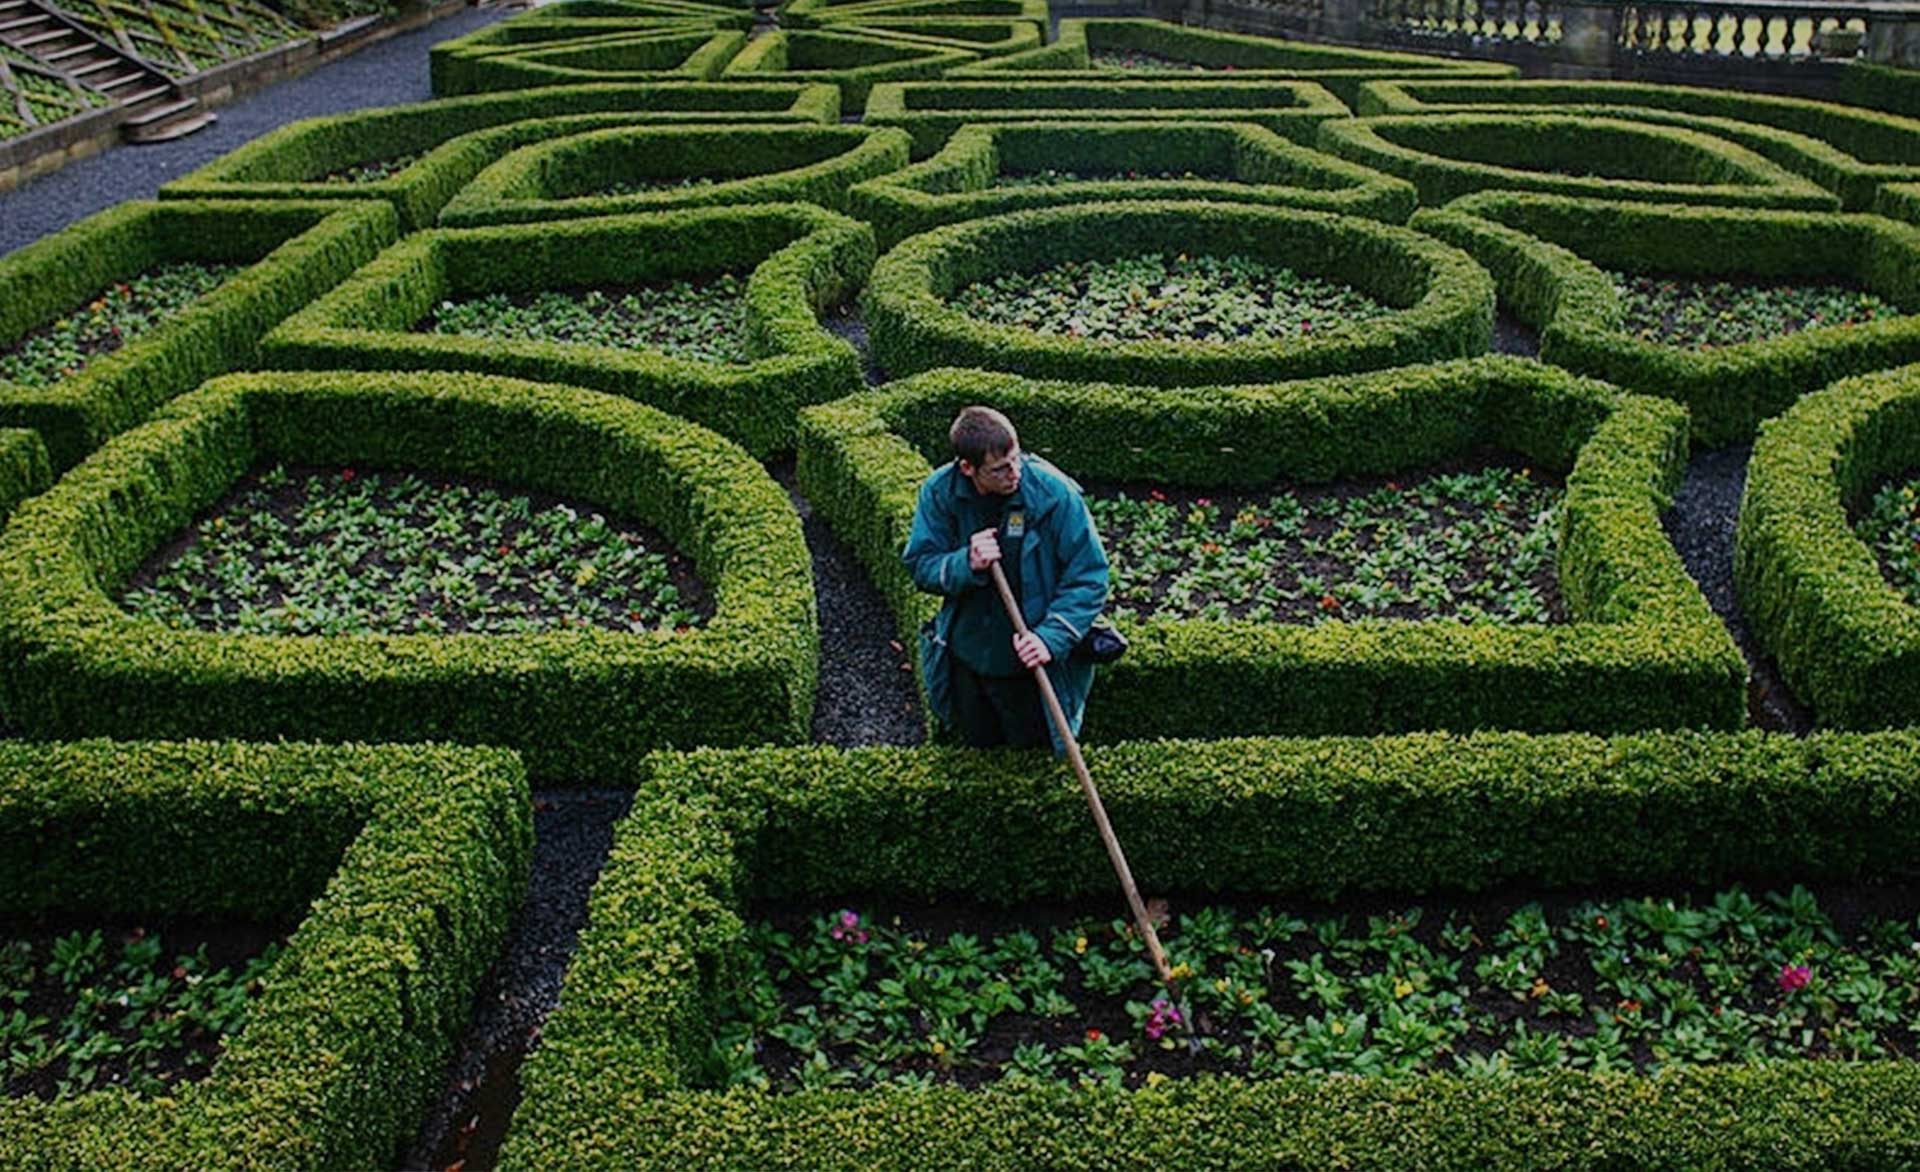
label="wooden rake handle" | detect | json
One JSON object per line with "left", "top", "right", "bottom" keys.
{"left": 988, "top": 561, "right": 1173, "bottom": 985}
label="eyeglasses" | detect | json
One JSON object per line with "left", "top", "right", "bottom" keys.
{"left": 977, "top": 453, "right": 1020, "bottom": 480}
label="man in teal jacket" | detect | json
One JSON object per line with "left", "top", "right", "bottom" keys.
{"left": 903, "top": 406, "right": 1110, "bottom": 753}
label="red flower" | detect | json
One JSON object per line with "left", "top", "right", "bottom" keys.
{"left": 1779, "top": 963, "right": 1812, "bottom": 993}
{"left": 1085, "top": 1029, "right": 1102, "bottom": 1042}
{"left": 1318, "top": 594, "right": 1339, "bottom": 611}
{"left": 341, "top": 468, "right": 356, "bottom": 481}
{"left": 1149, "top": 489, "right": 1166, "bottom": 502}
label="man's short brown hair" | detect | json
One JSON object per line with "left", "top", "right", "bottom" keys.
{"left": 949, "top": 405, "right": 1017, "bottom": 467}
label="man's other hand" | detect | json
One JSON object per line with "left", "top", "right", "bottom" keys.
{"left": 1014, "top": 631, "right": 1051, "bottom": 669}
{"left": 968, "top": 528, "right": 1001, "bottom": 572}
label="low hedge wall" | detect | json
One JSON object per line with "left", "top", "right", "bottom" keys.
{"left": 1355, "top": 78, "right": 1920, "bottom": 211}
{"left": 864, "top": 79, "right": 1352, "bottom": 157}
{"left": 779, "top": 0, "right": 1049, "bottom": 30}
{"left": 720, "top": 29, "right": 978, "bottom": 113}
{"left": 1414, "top": 191, "right": 1920, "bottom": 447}
{"left": 849, "top": 17, "right": 1044, "bottom": 57}
{"left": 0, "top": 370, "right": 817, "bottom": 780}
{"left": 1316, "top": 113, "right": 1840, "bottom": 210}
{"left": 951, "top": 18, "right": 1518, "bottom": 107}
{"left": 0, "top": 429, "right": 49, "bottom": 523}
{"left": 261, "top": 203, "right": 873, "bottom": 457}
{"left": 1736, "top": 362, "right": 1920, "bottom": 727}
{"left": 161, "top": 83, "right": 840, "bottom": 231}
{"left": 1878, "top": 181, "right": 1920, "bottom": 225}
{"left": 847, "top": 120, "right": 1416, "bottom": 249}
{"left": 0, "top": 738, "right": 529, "bottom": 1170}
{"left": 0, "top": 199, "right": 397, "bottom": 474}
{"left": 797, "top": 358, "right": 1743, "bottom": 739}
{"left": 863, "top": 200, "right": 1492, "bottom": 386}
{"left": 439, "top": 124, "right": 911, "bottom": 225}
{"left": 436, "top": 29, "right": 746, "bottom": 96}
{"left": 502, "top": 729, "right": 1920, "bottom": 1168}
{"left": 1840, "top": 61, "right": 1920, "bottom": 119}
{"left": 430, "top": 11, "right": 757, "bottom": 95}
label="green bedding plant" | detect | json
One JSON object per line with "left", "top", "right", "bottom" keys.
{"left": 420, "top": 275, "right": 751, "bottom": 365}
{"left": 1089, "top": 48, "right": 1209, "bottom": 72}
{"left": 711, "top": 885, "right": 1920, "bottom": 1091}
{"left": 0, "top": 264, "right": 240, "bottom": 389}
{"left": 1090, "top": 465, "right": 1561, "bottom": 625}
{"left": 948, "top": 252, "right": 1392, "bottom": 346}
{"left": 1855, "top": 473, "right": 1920, "bottom": 608}
{"left": 1612, "top": 273, "right": 1904, "bottom": 349}
{"left": 315, "top": 152, "right": 426, "bottom": 185}
{"left": 118, "top": 463, "right": 708, "bottom": 637}
{"left": 3, "top": 928, "right": 283, "bottom": 1101}
{"left": 992, "top": 167, "right": 1217, "bottom": 189}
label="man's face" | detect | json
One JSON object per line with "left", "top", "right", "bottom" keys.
{"left": 961, "top": 443, "right": 1021, "bottom": 496}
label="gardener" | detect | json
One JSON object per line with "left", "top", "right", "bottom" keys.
{"left": 903, "top": 405, "right": 1110, "bottom": 752}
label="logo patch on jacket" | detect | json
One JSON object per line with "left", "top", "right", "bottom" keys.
{"left": 1005, "top": 509, "right": 1025, "bottom": 539}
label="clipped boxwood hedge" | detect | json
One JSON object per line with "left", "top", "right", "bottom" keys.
{"left": 0, "top": 369, "right": 817, "bottom": 780}
{"left": 261, "top": 203, "right": 873, "bottom": 457}
{"left": 1414, "top": 191, "right": 1920, "bottom": 447}
{"left": 952, "top": 18, "right": 1518, "bottom": 107}
{"left": 1735, "top": 361, "right": 1920, "bottom": 727}
{"left": 0, "top": 738, "right": 529, "bottom": 1170}
{"left": 159, "top": 83, "right": 841, "bottom": 231}
{"left": 1355, "top": 78, "right": 1920, "bottom": 211}
{"left": 847, "top": 17, "right": 1044, "bottom": 58}
{"left": 720, "top": 29, "right": 978, "bottom": 113}
{"left": 439, "top": 123, "right": 911, "bottom": 225}
{"left": 0, "top": 428, "right": 49, "bottom": 523}
{"left": 797, "top": 358, "right": 1744, "bottom": 739}
{"left": 1878, "top": 181, "right": 1920, "bottom": 225}
{"left": 0, "top": 199, "right": 398, "bottom": 474}
{"left": 779, "top": 0, "right": 1048, "bottom": 30}
{"left": 1840, "top": 60, "right": 1920, "bottom": 119}
{"left": 1316, "top": 113, "right": 1840, "bottom": 210}
{"left": 502, "top": 729, "right": 1920, "bottom": 1169}
{"left": 863, "top": 200, "right": 1493, "bottom": 387}
{"left": 435, "top": 29, "right": 747, "bottom": 96}
{"left": 847, "top": 120, "right": 1416, "bottom": 249}
{"left": 864, "top": 78, "right": 1352, "bottom": 156}
{"left": 430, "top": 17, "right": 754, "bottom": 96}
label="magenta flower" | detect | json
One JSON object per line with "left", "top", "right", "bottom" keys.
{"left": 1143, "top": 998, "right": 1184, "bottom": 1041}
{"left": 1778, "top": 963, "right": 1811, "bottom": 993}
{"left": 829, "top": 909, "right": 868, "bottom": 945}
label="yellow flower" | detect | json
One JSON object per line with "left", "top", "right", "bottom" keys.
{"left": 573, "top": 564, "right": 598, "bottom": 587}
{"left": 930, "top": 1040, "right": 946, "bottom": 1056}
{"left": 1169, "top": 963, "right": 1194, "bottom": 980}
{"left": 1329, "top": 1019, "right": 1346, "bottom": 1036}
{"left": 1144, "top": 1071, "right": 1168, "bottom": 1087}
{"left": 1074, "top": 936, "right": 1088, "bottom": 954}
{"left": 1394, "top": 979, "right": 1414, "bottom": 999}
{"left": 1214, "top": 978, "right": 1229, "bottom": 993}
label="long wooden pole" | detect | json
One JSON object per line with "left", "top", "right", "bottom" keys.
{"left": 989, "top": 562, "right": 1173, "bottom": 985}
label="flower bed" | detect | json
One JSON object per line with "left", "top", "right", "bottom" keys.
{"left": 1356, "top": 77, "right": 1920, "bottom": 210}
{"left": 719, "top": 30, "right": 978, "bottom": 114}
{"left": 1857, "top": 471, "right": 1920, "bottom": 607}
{"left": 1415, "top": 192, "right": 1920, "bottom": 447}
{"left": 0, "top": 200, "right": 397, "bottom": 473}
{"left": 1609, "top": 273, "right": 1902, "bottom": 349}
{"left": 777, "top": 0, "right": 1049, "bottom": 31}
{"left": 0, "top": 739, "right": 528, "bottom": 1169}
{"left": 436, "top": 124, "right": 910, "bottom": 226}
{"left": 0, "top": 263, "right": 238, "bottom": 389}
{"left": 1317, "top": 114, "right": 1839, "bottom": 211}
{"left": 0, "top": 369, "right": 816, "bottom": 780}
{"left": 797, "top": 358, "right": 1743, "bottom": 739}
{"left": 1736, "top": 361, "right": 1920, "bottom": 728}
{"left": 500, "top": 731, "right": 1920, "bottom": 1167}
{"left": 260, "top": 203, "right": 874, "bottom": 458}
{"left": 863, "top": 201, "right": 1492, "bottom": 388}
{"left": 430, "top": 29, "right": 746, "bottom": 96}
{"left": 160, "top": 84, "right": 841, "bottom": 231}
{"left": 420, "top": 274, "right": 751, "bottom": 363}
{"left": 846, "top": 121, "right": 1416, "bottom": 249}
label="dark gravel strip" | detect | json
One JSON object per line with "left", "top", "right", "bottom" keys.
{"left": 0, "top": 2, "right": 505, "bottom": 259}
{"left": 1492, "top": 311, "right": 1541, "bottom": 358}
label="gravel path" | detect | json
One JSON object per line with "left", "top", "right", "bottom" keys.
{"left": 0, "top": 2, "right": 503, "bottom": 258}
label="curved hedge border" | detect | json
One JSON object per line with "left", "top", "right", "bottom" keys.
{"left": 0, "top": 739, "right": 529, "bottom": 1171}
{"left": 797, "top": 358, "right": 1743, "bottom": 739}
{"left": 864, "top": 78, "right": 1352, "bottom": 156}
{"left": 161, "top": 84, "right": 840, "bottom": 232}
{"left": 0, "top": 199, "right": 398, "bottom": 474}
{"left": 0, "top": 429, "right": 49, "bottom": 524}
{"left": 1316, "top": 113, "right": 1840, "bottom": 210}
{"left": 951, "top": 18, "right": 1518, "bottom": 107}
{"left": 848, "top": 120, "right": 1416, "bottom": 249}
{"left": 1840, "top": 61, "right": 1920, "bottom": 119}
{"left": 1736, "top": 362, "right": 1920, "bottom": 727}
{"left": 1414, "top": 191, "right": 1920, "bottom": 447}
{"left": 440, "top": 124, "right": 910, "bottom": 225}
{"left": 863, "top": 200, "right": 1493, "bottom": 387}
{"left": 1355, "top": 78, "right": 1920, "bottom": 210}
{"left": 503, "top": 729, "right": 1920, "bottom": 1169}
{"left": 846, "top": 17, "right": 1044, "bottom": 58}
{"left": 779, "top": 0, "right": 1048, "bottom": 30}
{"left": 720, "top": 29, "right": 978, "bottom": 113}
{"left": 0, "top": 369, "right": 817, "bottom": 780}
{"left": 430, "top": 16, "right": 754, "bottom": 96}
{"left": 437, "top": 29, "right": 746, "bottom": 96}
{"left": 1878, "top": 181, "right": 1920, "bottom": 226}
{"left": 261, "top": 203, "right": 873, "bottom": 457}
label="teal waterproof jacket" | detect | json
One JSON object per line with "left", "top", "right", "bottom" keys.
{"left": 902, "top": 454, "right": 1109, "bottom": 754}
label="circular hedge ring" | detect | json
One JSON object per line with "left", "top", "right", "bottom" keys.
{"left": 438, "top": 123, "right": 912, "bottom": 225}
{"left": 862, "top": 199, "right": 1494, "bottom": 386}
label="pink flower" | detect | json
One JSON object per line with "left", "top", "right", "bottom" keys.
{"left": 1143, "top": 998, "right": 1184, "bottom": 1041}
{"left": 1778, "top": 963, "right": 1811, "bottom": 993}
{"left": 829, "top": 909, "right": 868, "bottom": 945}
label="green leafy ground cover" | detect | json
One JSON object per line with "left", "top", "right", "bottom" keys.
{"left": 315, "top": 151, "right": 426, "bottom": 185}
{"left": 2, "top": 925, "right": 282, "bottom": 1101}
{"left": 598, "top": 176, "right": 723, "bottom": 195}
{"left": 1856, "top": 472, "right": 1920, "bottom": 607}
{"left": 992, "top": 168, "right": 1222, "bottom": 189}
{"left": 1087, "top": 465, "right": 1561, "bottom": 624}
{"left": 418, "top": 275, "right": 752, "bottom": 364}
{"left": 1610, "top": 272, "right": 1906, "bottom": 350}
{"left": 1090, "top": 49, "right": 1210, "bottom": 72}
{"left": 117, "top": 463, "right": 710, "bottom": 637}
{"left": 0, "top": 263, "right": 239, "bottom": 388}
{"left": 949, "top": 253, "right": 1392, "bottom": 346}
{"left": 707, "top": 884, "right": 1920, "bottom": 1092}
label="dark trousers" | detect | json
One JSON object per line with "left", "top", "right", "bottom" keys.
{"left": 950, "top": 660, "right": 1049, "bottom": 749}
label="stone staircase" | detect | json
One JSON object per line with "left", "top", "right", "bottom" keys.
{"left": 0, "top": 0, "right": 211, "bottom": 141}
